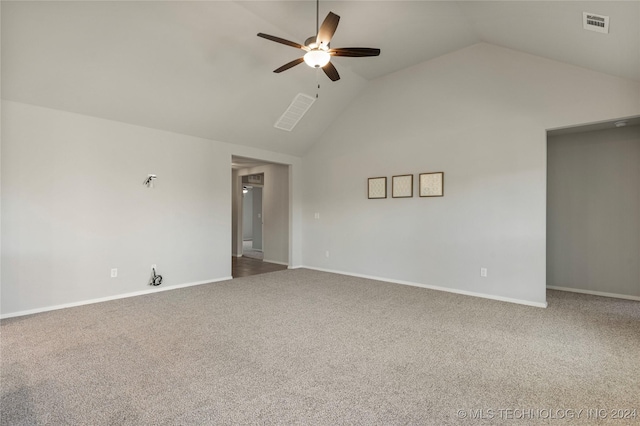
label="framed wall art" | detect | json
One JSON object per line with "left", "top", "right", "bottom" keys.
{"left": 419, "top": 172, "right": 444, "bottom": 197}
{"left": 368, "top": 177, "right": 387, "bottom": 199}
{"left": 392, "top": 174, "right": 413, "bottom": 198}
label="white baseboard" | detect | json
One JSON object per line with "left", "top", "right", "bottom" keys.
{"left": 0, "top": 276, "right": 233, "bottom": 320}
{"left": 287, "top": 265, "right": 304, "bottom": 270}
{"left": 303, "top": 266, "right": 548, "bottom": 308}
{"left": 264, "top": 259, "right": 289, "bottom": 266}
{"left": 547, "top": 286, "right": 640, "bottom": 301}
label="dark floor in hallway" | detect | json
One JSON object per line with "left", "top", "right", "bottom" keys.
{"left": 232, "top": 256, "right": 288, "bottom": 278}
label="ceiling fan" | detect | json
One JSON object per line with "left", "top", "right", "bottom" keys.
{"left": 257, "top": 0, "right": 380, "bottom": 82}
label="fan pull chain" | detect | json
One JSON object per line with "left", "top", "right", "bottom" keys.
{"left": 316, "top": 68, "right": 321, "bottom": 98}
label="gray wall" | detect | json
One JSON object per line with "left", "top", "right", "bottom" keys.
{"left": 547, "top": 126, "right": 640, "bottom": 298}
{"left": 242, "top": 189, "right": 253, "bottom": 240}
{"left": 301, "top": 43, "right": 640, "bottom": 306}
{"left": 1, "top": 101, "right": 302, "bottom": 316}
{"left": 251, "top": 187, "right": 263, "bottom": 250}
{"left": 1, "top": 101, "right": 231, "bottom": 314}
{"left": 231, "top": 169, "right": 240, "bottom": 256}
{"left": 263, "top": 166, "right": 288, "bottom": 264}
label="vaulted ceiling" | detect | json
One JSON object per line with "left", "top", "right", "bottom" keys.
{"left": 2, "top": 1, "right": 639, "bottom": 156}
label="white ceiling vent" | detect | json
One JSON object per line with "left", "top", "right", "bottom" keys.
{"left": 583, "top": 12, "right": 609, "bottom": 34}
{"left": 274, "top": 93, "right": 316, "bottom": 131}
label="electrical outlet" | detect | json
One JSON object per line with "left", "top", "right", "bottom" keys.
{"left": 111, "top": 268, "right": 118, "bottom": 278}
{"left": 325, "top": 251, "right": 330, "bottom": 258}
{"left": 151, "top": 264, "right": 157, "bottom": 271}
{"left": 480, "top": 268, "right": 488, "bottom": 278}
{"left": 314, "top": 213, "right": 320, "bottom": 219}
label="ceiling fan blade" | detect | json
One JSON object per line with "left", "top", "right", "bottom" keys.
{"left": 316, "top": 12, "right": 340, "bottom": 47}
{"left": 257, "top": 33, "right": 306, "bottom": 50}
{"left": 274, "top": 57, "right": 305, "bottom": 73}
{"left": 322, "top": 61, "right": 340, "bottom": 81}
{"left": 330, "top": 47, "right": 381, "bottom": 57}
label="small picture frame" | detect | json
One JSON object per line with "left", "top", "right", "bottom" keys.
{"left": 368, "top": 177, "right": 387, "bottom": 199}
{"left": 392, "top": 174, "right": 413, "bottom": 198}
{"left": 419, "top": 172, "right": 444, "bottom": 197}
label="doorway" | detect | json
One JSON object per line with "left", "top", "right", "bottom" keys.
{"left": 231, "top": 156, "right": 290, "bottom": 278}
{"left": 546, "top": 117, "right": 640, "bottom": 301}
{"left": 242, "top": 183, "right": 263, "bottom": 260}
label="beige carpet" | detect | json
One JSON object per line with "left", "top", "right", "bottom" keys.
{"left": 1, "top": 269, "right": 639, "bottom": 425}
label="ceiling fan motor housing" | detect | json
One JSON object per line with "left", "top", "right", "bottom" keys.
{"left": 305, "top": 36, "right": 328, "bottom": 49}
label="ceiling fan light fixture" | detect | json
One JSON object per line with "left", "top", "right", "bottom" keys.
{"left": 304, "top": 49, "right": 331, "bottom": 68}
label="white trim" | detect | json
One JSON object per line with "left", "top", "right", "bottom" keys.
{"left": 264, "top": 259, "right": 289, "bottom": 266}
{"left": 0, "top": 276, "right": 233, "bottom": 319}
{"left": 547, "top": 286, "right": 640, "bottom": 301}
{"left": 303, "top": 266, "right": 548, "bottom": 308}
{"left": 287, "top": 265, "right": 304, "bottom": 270}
